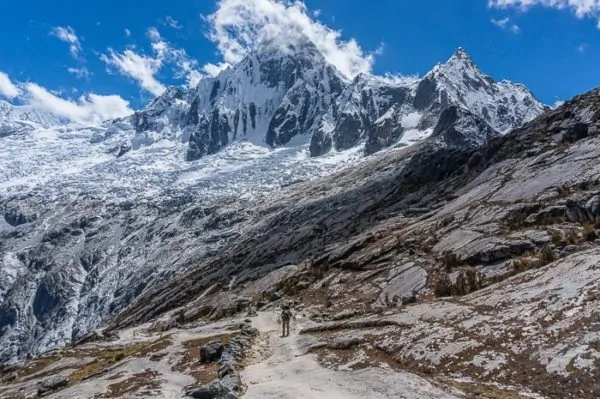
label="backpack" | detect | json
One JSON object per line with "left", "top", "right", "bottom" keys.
{"left": 281, "top": 307, "right": 291, "bottom": 321}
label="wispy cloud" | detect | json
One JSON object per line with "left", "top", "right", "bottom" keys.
{"left": 204, "top": 0, "right": 381, "bottom": 79}
{"left": 67, "top": 67, "right": 91, "bottom": 80}
{"left": 50, "top": 26, "right": 82, "bottom": 58}
{"left": 164, "top": 16, "right": 182, "bottom": 29}
{"left": 124, "top": 28, "right": 131, "bottom": 37}
{"left": 491, "top": 17, "right": 520, "bottom": 33}
{"left": 101, "top": 27, "right": 202, "bottom": 95}
{"left": 489, "top": 0, "right": 600, "bottom": 27}
{"left": 0, "top": 71, "right": 22, "bottom": 99}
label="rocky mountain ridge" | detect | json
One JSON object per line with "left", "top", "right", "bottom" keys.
{"left": 121, "top": 46, "right": 547, "bottom": 160}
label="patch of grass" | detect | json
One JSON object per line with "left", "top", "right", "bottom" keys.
{"left": 549, "top": 229, "right": 563, "bottom": 244}
{"left": 442, "top": 379, "right": 532, "bottom": 399}
{"left": 13, "top": 356, "right": 60, "bottom": 381}
{"left": 172, "top": 332, "right": 237, "bottom": 389}
{"left": 582, "top": 223, "right": 598, "bottom": 241}
{"left": 440, "top": 251, "right": 460, "bottom": 271}
{"left": 512, "top": 256, "right": 539, "bottom": 271}
{"left": 565, "top": 230, "right": 581, "bottom": 245}
{"left": 538, "top": 245, "right": 555, "bottom": 266}
{"left": 97, "top": 369, "right": 160, "bottom": 398}
{"left": 70, "top": 344, "right": 147, "bottom": 384}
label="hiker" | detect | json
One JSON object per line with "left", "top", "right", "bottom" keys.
{"left": 281, "top": 302, "right": 292, "bottom": 337}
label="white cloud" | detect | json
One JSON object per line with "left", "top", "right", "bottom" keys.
{"left": 491, "top": 17, "right": 521, "bottom": 33}
{"left": 489, "top": 0, "right": 600, "bottom": 27}
{"left": 204, "top": 0, "right": 377, "bottom": 79}
{"left": 552, "top": 99, "right": 565, "bottom": 108}
{"left": 68, "top": 67, "right": 91, "bottom": 79}
{"left": 23, "top": 83, "right": 131, "bottom": 123}
{"left": 187, "top": 70, "right": 203, "bottom": 87}
{"left": 101, "top": 27, "right": 202, "bottom": 94}
{"left": 0, "top": 70, "right": 131, "bottom": 123}
{"left": 313, "top": 9, "right": 322, "bottom": 17}
{"left": 201, "top": 62, "right": 231, "bottom": 77}
{"left": 124, "top": 28, "right": 131, "bottom": 37}
{"left": 577, "top": 43, "right": 588, "bottom": 53}
{"left": 147, "top": 27, "right": 162, "bottom": 42}
{"left": 165, "top": 16, "right": 182, "bottom": 29}
{"left": 0, "top": 71, "right": 22, "bottom": 99}
{"left": 101, "top": 48, "right": 166, "bottom": 96}
{"left": 50, "top": 26, "right": 82, "bottom": 58}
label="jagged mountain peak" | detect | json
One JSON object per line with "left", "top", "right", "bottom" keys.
{"left": 255, "top": 34, "right": 321, "bottom": 59}
{"left": 448, "top": 46, "right": 475, "bottom": 64}
{"left": 431, "top": 47, "right": 489, "bottom": 83}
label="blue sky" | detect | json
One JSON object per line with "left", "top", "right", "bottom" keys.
{"left": 0, "top": 0, "right": 599, "bottom": 121}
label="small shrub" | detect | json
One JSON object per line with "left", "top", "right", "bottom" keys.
{"left": 565, "top": 230, "right": 581, "bottom": 245}
{"left": 582, "top": 224, "right": 598, "bottom": 241}
{"left": 512, "top": 257, "right": 539, "bottom": 271}
{"left": 549, "top": 230, "right": 563, "bottom": 244}
{"left": 440, "top": 251, "right": 460, "bottom": 271}
{"left": 538, "top": 245, "right": 555, "bottom": 266}
{"left": 433, "top": 274, "right": 452, "bottom": 297}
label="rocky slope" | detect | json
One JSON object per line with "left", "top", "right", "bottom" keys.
{"left": 4, "top": 38, "right": 595, "bottom": 398}
{"left": 1, "top": 87, "right": 599, "bottom": 398}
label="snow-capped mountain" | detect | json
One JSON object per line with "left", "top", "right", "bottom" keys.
{"left": 121, "top": 39, "right": 344, "bottom": 161}
{"left": 0, "top": 100, "right": 65, "bottom": 139}
{"left": 0, "top": 100, "right": 64, "bottom": 127}
{"left": 310, "top": 48, "right": 548, "bottom": 157}
{"left": 0, "top": 43, "right": 550, "bottom": 365}
{"left": 120, "top": 46, "right": 546, "bottom": 162}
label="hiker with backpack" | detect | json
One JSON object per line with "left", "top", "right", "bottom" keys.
{"left": 281, "top": 302, "right": 292, "bottom": 337}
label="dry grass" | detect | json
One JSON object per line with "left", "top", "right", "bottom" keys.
{"left": 94, "top": 369, "right": 161, "bottom": 398}
{"left": 172, "top": 332, "right": 236, "bottom": 389}
{"left": 442, "top": 379, "right": 532, "bottom": 399}
{"left": 69, "top": 344, "right": 147, "bottom": 384}
{"left": 582, "top": 223, "right": 598, "bottom": 241}
{"left": 11, "top": 356, "right": 60, "bottom": 381}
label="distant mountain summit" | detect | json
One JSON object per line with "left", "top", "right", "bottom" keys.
{"left": 122, "top": 45, "right": 547, "bottom": 161}
{"left": 0, "top": 100, "right": 64, "bottom": 128}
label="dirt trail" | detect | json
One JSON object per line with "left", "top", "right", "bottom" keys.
{"left": 241, "top": 311, "right": 461, "bottom": 399}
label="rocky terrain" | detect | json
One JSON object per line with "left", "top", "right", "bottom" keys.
{"left": 1, "top": 39, "right": 600, "bottom": 398}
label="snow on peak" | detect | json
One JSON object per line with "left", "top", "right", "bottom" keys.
{"left": 0, "top": 100, "right": 65, "bottom": 127}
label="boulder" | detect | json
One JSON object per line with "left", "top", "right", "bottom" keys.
{"left": 187, "top": 379, "right": 237, "bottom": 399}
{"left": 566, "top": 195, "right": 600, "bottom": 223}
{"left": 200, "top": 341, "right": 224, "bottom": 364}
{"left": 37, "top": 375, "right": 68, "bottom": 397}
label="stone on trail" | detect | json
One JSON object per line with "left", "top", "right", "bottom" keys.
{"left": 200, "top": 341, "right": 225, "bottom": 364}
